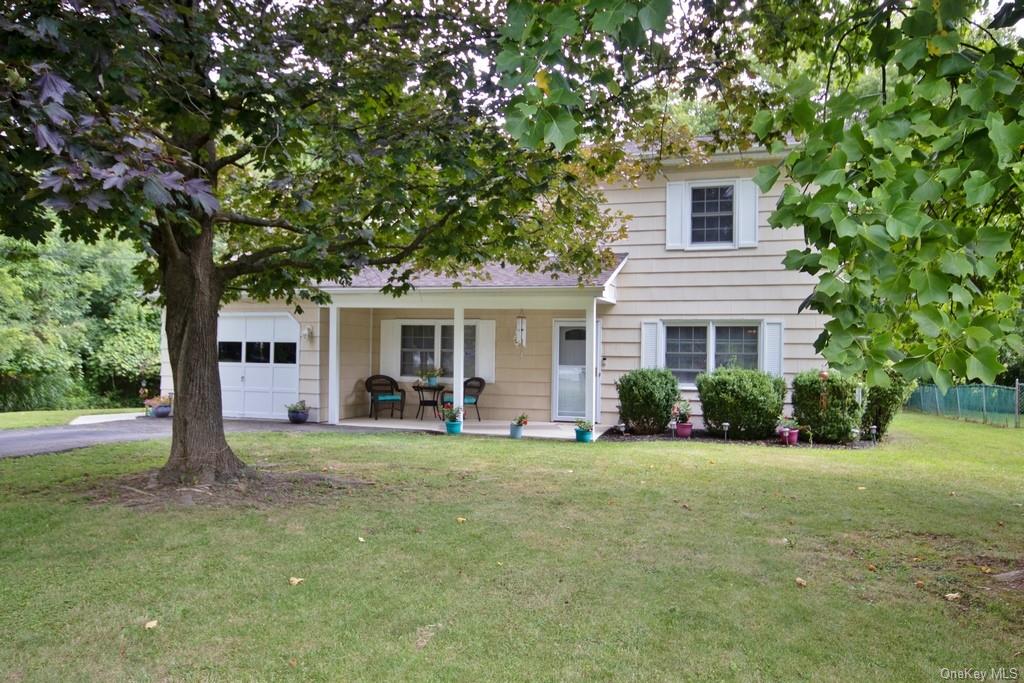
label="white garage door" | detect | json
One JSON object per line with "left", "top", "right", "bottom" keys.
{"left": 217, "top": 314, "right": 300, "bottom": 419}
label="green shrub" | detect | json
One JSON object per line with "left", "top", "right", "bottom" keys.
{"left": 696, "top": 367, "right": 785, "bottom": 439}
{"left": 616, "top": 368, "right": 679, "bottom": 435}
{"left": 861, "top": 368, "right": 914, "bottom": 437}
{"left": 791, "top": 370, "right": 863, "bottom": 443}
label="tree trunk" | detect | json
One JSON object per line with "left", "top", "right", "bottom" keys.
{"left": 156, "top": 221, "right": 247, "bottom": 485}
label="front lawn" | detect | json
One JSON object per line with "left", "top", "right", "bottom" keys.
{"left": 1, "top": 413, "right": 1022, "bottom": 680}
{"left": 0, "top": 408, "right": 140, "bottom": 430}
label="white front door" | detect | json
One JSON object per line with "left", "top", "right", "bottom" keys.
{"left": 553, "top": 321, "right": 587, "bottom": 421}
{"left": 217, "top": 314, "right": 300, "bottom": 420}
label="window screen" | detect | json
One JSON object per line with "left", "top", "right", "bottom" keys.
{"left": 691, "top": 185, "right": 734, "bottom": 244}
{"left": 664, "top": 326, "right": 708, "bottom": 384}
{"left": 440, "top": 325, "right": 476, "bottom": 377}
{"left": 714, "top": 326, "right": 759, "bottom": 369}
{"left": 400, "top": 325, "right": 435, "bottom": 376}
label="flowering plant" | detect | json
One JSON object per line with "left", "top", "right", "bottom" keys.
{"left": 144, "top": 395, "right": 173, "bottom": 408}
{"left": 440, "top": 403, "right": 462, "bottom": 422}
{"left": 574, "top": 418, "right": 593, "bottom": 432}
{"left": 671, "top": 399, "right": 691, "bottom": 423}
{"left": 513, "top": 413, "right": 528, "bottom": 426}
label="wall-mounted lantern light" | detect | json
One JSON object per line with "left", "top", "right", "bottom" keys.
{"left": 514, "top": 312, "right": 527, "bottom": 348}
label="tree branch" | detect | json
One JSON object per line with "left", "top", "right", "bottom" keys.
{"left": 214, "top": 211, "right": 303, "bottom": 233}
{"left": 209, "top": 145, "right": 254, "bottom": 173}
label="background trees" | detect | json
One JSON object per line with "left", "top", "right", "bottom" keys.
{"left": 0, "top": 233, "right": 159, "bottom": 411}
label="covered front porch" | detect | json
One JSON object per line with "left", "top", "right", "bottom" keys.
{"left": 337, "top": 416, "right": 593, "bottom": 440}
{"left": 319, "top": 266, "right": 623, "bottom": 428}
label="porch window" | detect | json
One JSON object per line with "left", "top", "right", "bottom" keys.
{"left": 440, "top": 325, "right": 476, "bottom": 378}
{"left": 398, "top": 322, "right": 477, "bottom": 378}
{"left": 400, "top": 325, "right": 436, "bottom": 377}
{"left": 382, "top": 319, "right": 496, "bottom": 383}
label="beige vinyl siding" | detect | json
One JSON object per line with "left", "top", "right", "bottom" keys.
{"left": 596, "top": 160, "right": 829, "bottom": 423}
{"left": 339, "top": 308, "right": 372, "bottom": 419}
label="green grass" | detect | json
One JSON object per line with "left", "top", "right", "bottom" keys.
{"left": 0, "top": 408, "right": 140, "bottom": 430}
{"left": 1, "top": 413, "right": 1022, "bottom": 681}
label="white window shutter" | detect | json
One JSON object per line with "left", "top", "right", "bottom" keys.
{"left": 640, "top": 321, "right": 660, "bottom": 369}
{"left": 736, "top": 178, "right": 759, "bottom": 248}
{"left": 665, "top": 182, "right": 689, "bottom": 248}
{"left": 380, "top": 319, "right": 400, "bottom": 378}
{"left": 475, "top": 320, "right": 496, "bottom": 383}
{"left": 762, "top": 321, "right": 784, "bottom": 377}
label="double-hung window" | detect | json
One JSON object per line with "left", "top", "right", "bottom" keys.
{"left": 383, "top": 319, "right": 493, "bottom": 382}
{"left": 665, "top": 178, "right": 759, "bottom": 250}
{"left": 662, "top": 323, "right": 760, "bottom": 385}
{"left": 398, "top": 323, "right": 476, "bottom": 378}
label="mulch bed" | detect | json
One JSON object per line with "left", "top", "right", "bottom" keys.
{"left": 78, "top": 466, "right": 375, "bottom": 510}
{"left": 599, "top": 426, "right": 879, "bottom": 450}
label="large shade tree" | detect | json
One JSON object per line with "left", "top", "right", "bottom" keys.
{"left": 1, "top": 0, "right": 692, "bottom": 483}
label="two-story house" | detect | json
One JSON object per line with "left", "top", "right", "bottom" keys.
{"left": 159, "top": 150, "right": 829, "bottom": 426}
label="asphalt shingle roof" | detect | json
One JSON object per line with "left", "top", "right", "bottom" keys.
{"left": 323, "top": 253, "right": 626, "bottom": 290}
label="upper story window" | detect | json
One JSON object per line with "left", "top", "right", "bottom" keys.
{"left": 665, "top": 178, "right": 759, "bottom": 250}
{"left": 690, "top": 185, "right": 734, "bottom": 244}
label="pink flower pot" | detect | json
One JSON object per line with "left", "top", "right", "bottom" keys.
{"left": 788, "top": 428, "right": 800, "bottom": 445}
{"left": 675, "top": 421, "right": 693, "bottom": 438}
{"left": 779, "top": 427, "right": 790, "bottom": 445}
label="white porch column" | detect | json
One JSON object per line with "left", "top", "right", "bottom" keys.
{"left": 327, "top": 305, "right": 340, "bottom": 425}
{"left": 584, "top": 298, "right": 596, "bottom": 424}
{"left": 453, "top": 305, "right": 465, "bottom": 420}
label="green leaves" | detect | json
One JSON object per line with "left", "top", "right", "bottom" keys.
{"left": 755, "top": 0, "right": 1024, "bottom": 388}
{"left": 542, "top": 109, "right": 579, "bottom": 151}
{"left": 753, "top": 165, "right": 780, "bottom": 193}
{"left": 966, "top": 346, "right": 1003, "bottom": 384}
{"left": 637, "top": 0, "right": 671, "bottom": 31}
{"left": 963, "top": 171, "right": 996, "bottom": 206}
{"left": 986, "top": 112, "right": 1024, "bottom": 166}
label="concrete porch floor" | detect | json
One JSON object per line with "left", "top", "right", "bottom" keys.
{"left": 338, "top": 417, "right": 599, "bottom": 440}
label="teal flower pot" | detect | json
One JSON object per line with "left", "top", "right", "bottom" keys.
{"left": 575, "top": 428, "right": 593, "bottom": 443}
{"left": 509, "top": 424, "right": 524, "bottom": 439}
{"left": 445, "top": 420, "right": 462, "bottom": 435}
{"left": 427, "top": 376, "right": 439, "bottom": 387}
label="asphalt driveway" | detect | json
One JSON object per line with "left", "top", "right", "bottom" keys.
{"left": 0, "top": 417, "right": 387, "bottom": 459}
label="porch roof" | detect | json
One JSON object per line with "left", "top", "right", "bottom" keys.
{"left": 320, "top": 253, "right": 627, "bottom": 291}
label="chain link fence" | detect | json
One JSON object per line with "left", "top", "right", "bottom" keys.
{"left": 905, "top": 382, "right": 1022, "bottom": 428}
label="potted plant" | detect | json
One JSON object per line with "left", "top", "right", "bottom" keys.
{"left": 778, "top": 417, "right": 799, "bottom": 445}
{"left": 286, "top": 400, "right": 309, "bottom": 424}
{"left": 145, "top": 395, "right": 173, "bottom": 418}
{"left": 574, "top": 418, "right": 594, "bottom": 443}
{"left": 510, "top": 413, "right": 528, "bottom": 439}
{"left": 418, "top": 367, "right": 442, "bottom": 387}
{"left": 672, "top": 399, "right": 693, "bottom": 438}
{"left": 441, "top": 403, "right": 462, "bottom": 434}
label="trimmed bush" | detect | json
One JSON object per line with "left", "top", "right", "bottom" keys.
{"left": 616, "top": 368, "right": 679, "bottom": 435}
{"left": 791, "top": 370, "right": 863, "bottom": 443}
{"left": 861, "top": 368, "right": 914, "bottom": 437}
{"left": 696, "top": 367, "right": 785, "bottom": 439}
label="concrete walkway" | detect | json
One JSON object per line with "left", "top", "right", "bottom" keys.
{"left": 0, "top": 416, "right": 385, "bottom": 459}
{"left": 338, "top": 417, "right": 587, "bottom": 440}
